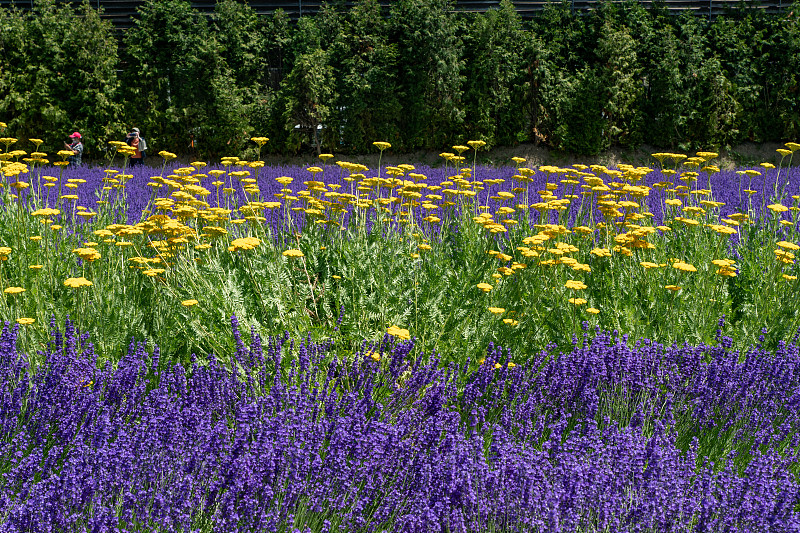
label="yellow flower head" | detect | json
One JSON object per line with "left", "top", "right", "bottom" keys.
{"left": 777, "top": 241, "right": 800, "bottom": 251}
{"left": 181, "top": 299, "right": 199, "bottom": 307}
{"left": 229, "top": 237, "right": 261, "bottom": 251}
{"left": 467, "top": 140, "right": 486, "bottom": 150}
{"left": 696, "top": 151, "right": 719, "bottom": 161}
{"left": 250, "top": 137, "right": 269, "bottom": 147}
{"left": 768, "top": 203, "right": 789, "bottom": 213}
{"left": 4, "top": 287, "right": 25, "bottom": 295}
{"left": 672, "top": 261, "right": 697, "bottom": 273}
{"left": 564, "top": 280, "right": 587, "bottom": 290}
{"left": 386, "top": 325, "right": 410, "bottom": 340}
{"left": 73, "top": 247, "right": 101, "bottom": 262}
{"left": 64, "top": 277, "right": 93, "bottom": 288}
{"left": 476, "top": 282, "right": 493, "bottom": 292}
{"left": 16, "top": 317, "right": 35, "bottom": 325}
{"left": 373, "top": 141, "right": 391, "bottom": 151}
{"left": 282, "top": 249, "right": 304, "bottom": 258}
{"left": 488, "top": 307, "right": 506, "bottom": 315}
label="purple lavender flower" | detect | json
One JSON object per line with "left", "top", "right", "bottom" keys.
{"left": 2, "top": 319, "right": 800, "bottom": 531}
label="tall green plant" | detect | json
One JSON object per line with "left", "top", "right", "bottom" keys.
{"left": 282, "top": 47, "right": 337, "bottom": 154}
{"left": 639, "top": 20, "right": 687, "bottom": 147}
{"left": 325, "top": 0, "right": 401, "bottom": 153}
{"left": 0, "top": 0, "right": 121, "bottom": 156}
{"left": 596, "top": 18, "right": 644, "bottom": 148}
{"left": 461, "top": 0, "right": 528, "bottom": 147}
{"left": 389, "top": 0, "right": 465, "bottom": 150}
{"left": 122, "top": 0, "right": 249, "bottom": 158}
{"left": 762, "top": 2, "right": 800, "bottom": 141}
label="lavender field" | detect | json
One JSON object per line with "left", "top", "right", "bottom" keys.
{"left": 1, "top": 137, "right": 800, "bottom": 531}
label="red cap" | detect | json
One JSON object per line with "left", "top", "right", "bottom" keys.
{"left": 69, "top": 132, "right": 81, "bottom": 139}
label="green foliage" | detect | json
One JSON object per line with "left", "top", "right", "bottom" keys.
{"left": 639, "top": 20, "right": 686, "bottom": 146}
{"left": 254, "top": 9, "right": 294, "bottom": 152}
{"left": 3, "top": 1, "right": 800, "bottom": 156}
{"left": 461, "top": 0, "right": 528, "bottom": 147}
{"left": 389, "top": 0, "right": 465, "bottom": 149}
{"left": 281, "top": 47, "right": 337, "bottom": 154}
{"left": 596, "top": 19, "right": 644, "bottom": 148}
{"left": 121, "top": 0, "right": 249, "bottom": 158}
{"left": 0, "top": 0, "right": 122, "bottom": 155}
{"left": 326, "top": 0, "right": 402, "bottom": 153}
{"left": 553, "top": 67, "right": 608, "bottom": 155}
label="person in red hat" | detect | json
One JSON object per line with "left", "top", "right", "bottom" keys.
{"left": 63, "top": 131, "right": 83, "bottom": 166}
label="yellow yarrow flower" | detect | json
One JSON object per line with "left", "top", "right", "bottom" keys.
{"left": 777, "top": 241, "right": 800, "bottom": 251}
{"left": 590, "top": 248, "right": 611, "bottom": 258}
{"left": 387, "top": 325, "right": 410, "bottom": 340}
{"left": 73, "top": 247, "right": 101, "bottom": 262}
{"left": 16, "top": 317, "right": 35, "bottom": 325}
{"left": 672, "top": 261, "right": 697, "bottom": 272}
{"left": 488, "top": 307, "right": 506, "bottom": 315}
{"left": 4, "top": 287, "right": 25, "bottom": 295}
{"left": 229, "top": 237, "right": 261, "bottom": 251}
{"left": 181, "top": 299, "right": 199, "bottom": 307}
{"left": 282, "top": 249, "right": 304, "bottom": 258}
{"left": 64, "top": 277, "right": 92, "bottom": 288}
{"left": 785, "top": 142, "right": 800, "bottom": 152}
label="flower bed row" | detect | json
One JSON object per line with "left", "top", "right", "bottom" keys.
{"left": 1, "top": 318, "right": 799, "bottom": 532}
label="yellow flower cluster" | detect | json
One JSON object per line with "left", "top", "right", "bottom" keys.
{"left": 229, "top": 237, "right": 260, "bottom": 252}
{"left": 387, "top": 325, "right": 410, "bottom": 341}
{"left": 64, "top": 277, "right": 92, "bottom": 288}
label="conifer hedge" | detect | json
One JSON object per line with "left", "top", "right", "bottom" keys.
{"left": 1, "top": 0, "right": 799, "bottom": 158}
